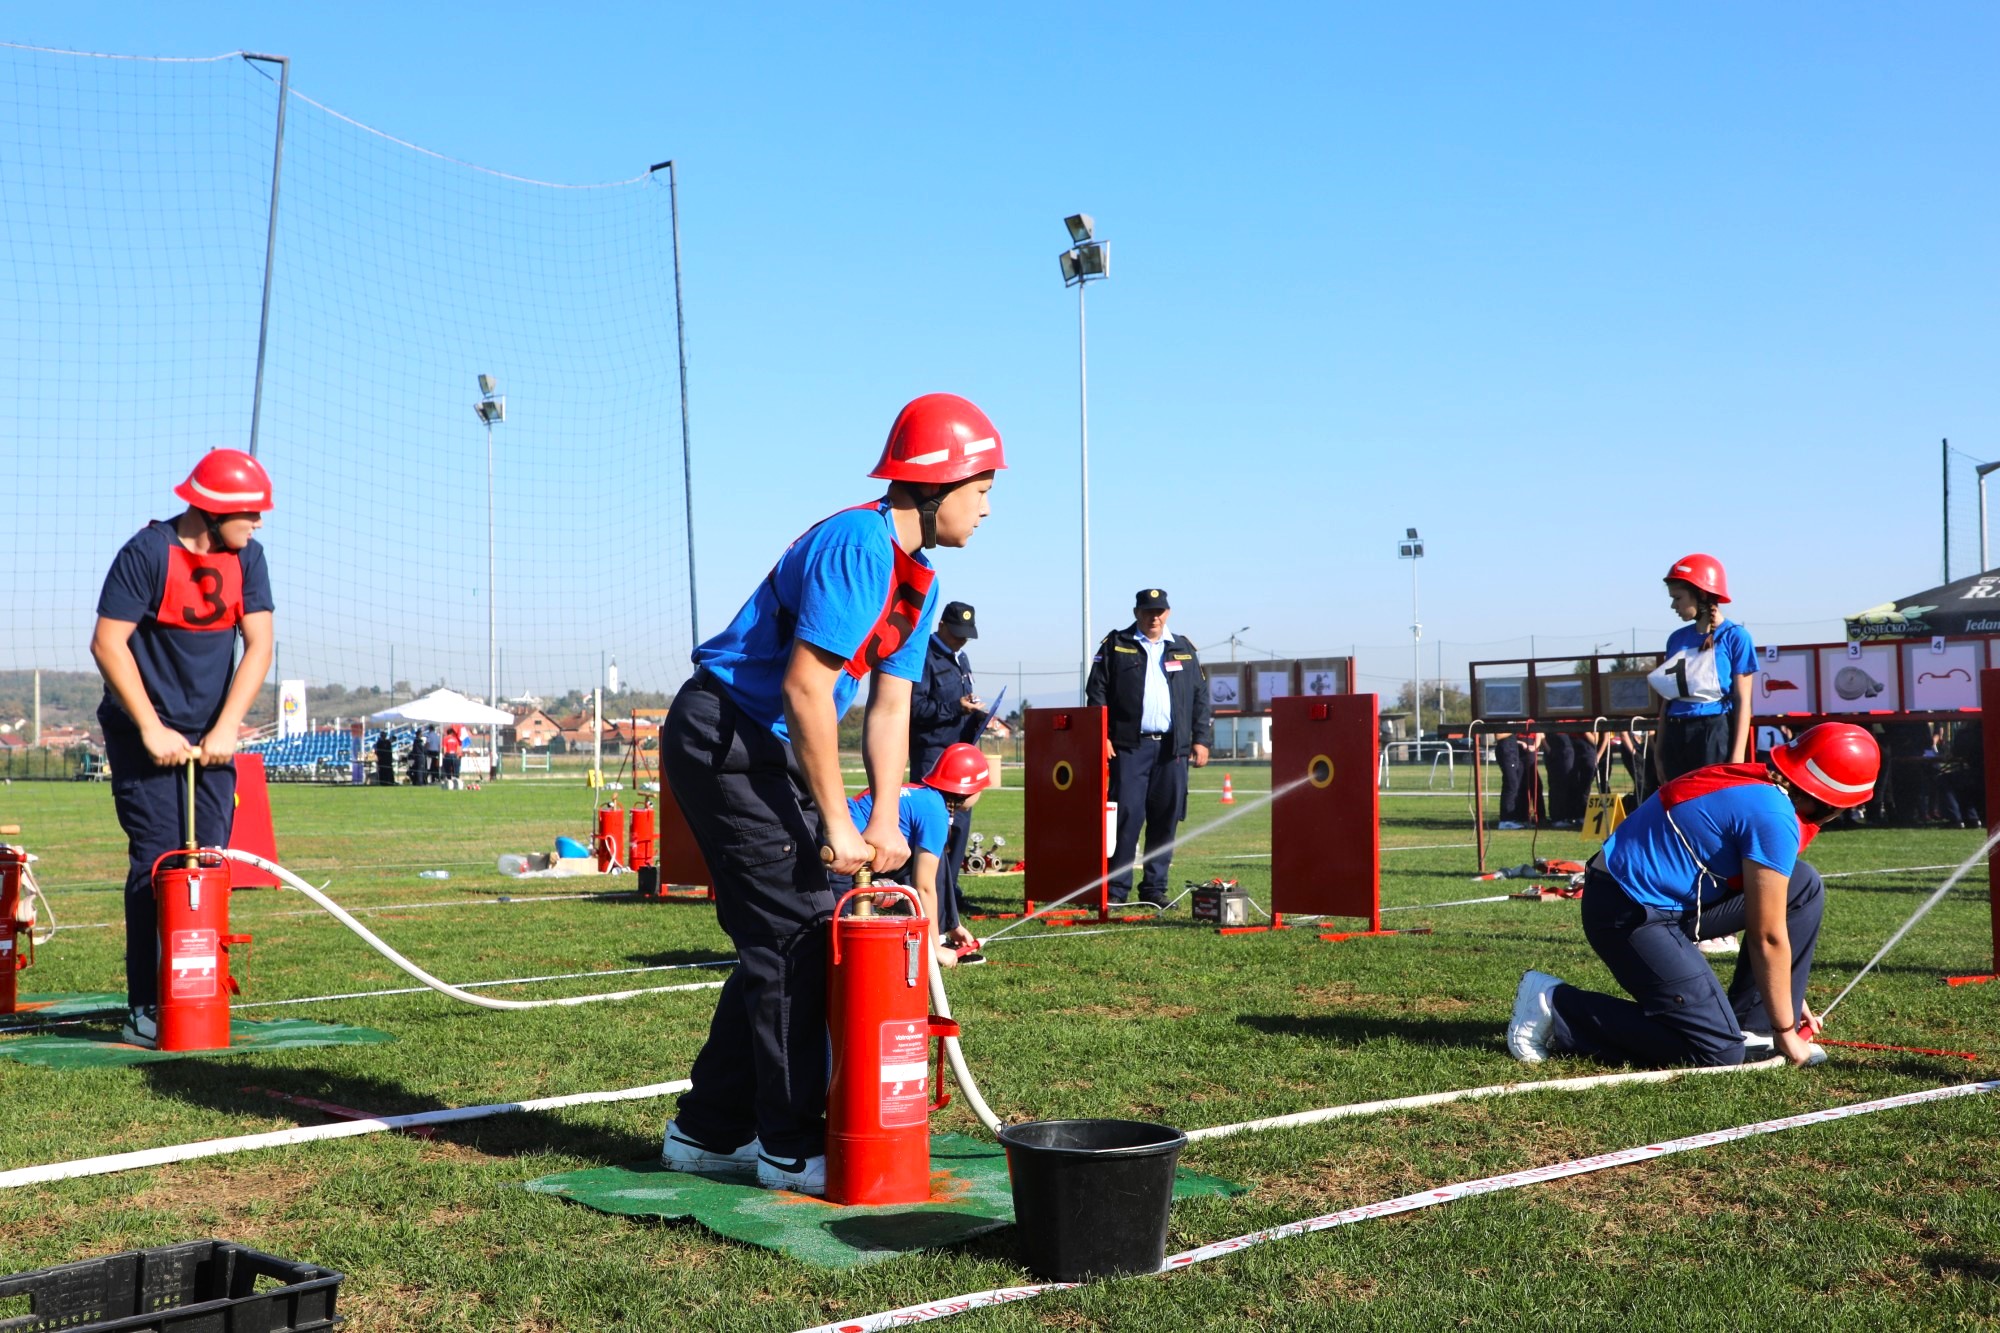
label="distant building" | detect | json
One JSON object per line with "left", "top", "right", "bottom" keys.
{"left": 511, "top": 708, "right": 560, "bottom": 750}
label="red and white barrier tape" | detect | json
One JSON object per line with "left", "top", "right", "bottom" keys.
{"left": 793, "top": 1078, "right": 2000, "bottom": 1333}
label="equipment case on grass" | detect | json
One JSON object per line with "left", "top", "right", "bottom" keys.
{"left": 0, "top": 1239, "right": 344, "bottom": 1332}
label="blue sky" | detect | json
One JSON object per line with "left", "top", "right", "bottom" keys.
{"left": 6, "top": 3, "right": 1996, "bottom": 706}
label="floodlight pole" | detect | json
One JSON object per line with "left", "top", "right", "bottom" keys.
{"left": 1077, "top": 279, "right": 1092, "bottom": 704}
{"left": 1062, "top": 217, "right": 1108, "bottom": 703}
{"left": 1978, "top": 460, "right": 2000, "bottom": 572}
{"left": 243, "top": 53, "right": 289, "bottom": 459}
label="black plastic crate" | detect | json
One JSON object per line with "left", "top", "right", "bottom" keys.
{"left": 0, "top": 1239, "right": 343, "bottom": 1332}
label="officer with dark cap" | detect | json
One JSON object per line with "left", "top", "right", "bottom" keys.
{"left": 1087, "top": 588, "right": 1212, "bottom": 906}
{"left": 912, "top": 599, "right": 982, "bottom": 923}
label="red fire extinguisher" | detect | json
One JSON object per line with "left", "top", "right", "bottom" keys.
{"left": 151, "top": 848, "right": 250, "bottom": 1052}
{"left": 825, "top": 880, "right": 959, "bottom": 1206}
{"left": 594, "top": 797, "right": 623, "bottom": 873}
{"left": 0, "top": 845, "right": 33, "bottom": 1015}
{"left": 628, "top": 798, "right": 659, "bottom": 896}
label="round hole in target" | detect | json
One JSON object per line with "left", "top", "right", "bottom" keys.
{"left": 1052, "top": 760, "right": 1074, "bottom": 791}
{"left": 1309, "top": 755, "right": 1335, "bottom": 788}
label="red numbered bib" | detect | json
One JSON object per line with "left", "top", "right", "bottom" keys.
{"left": 156, "top": 547, "right": 244, "bottom": 632}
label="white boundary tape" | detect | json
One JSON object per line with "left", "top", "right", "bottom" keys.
{"left": 795, "top": 1078, "right": 2000, "bottom": 1333}
{"left": 0, "top": 1079, "right": 692, "bottom": 1190}
{"left": 1183, "top": 1058, "right": 1781, "bottom": 1141}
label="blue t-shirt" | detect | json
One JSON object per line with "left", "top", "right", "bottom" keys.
{"left": 1662, "top": 619, "right": 1757, "bottom": 718}
{"left": 1604, "top": 782, "right": 1800, "bottom": 911}
{"left": 96, "top": 520, "right": 274, "bottom": 736}
{"left": 847, "top": 785, "right": 951, "bottom": 859}
{"left": 695, "top": 503, "right": 939, "bottom": 740}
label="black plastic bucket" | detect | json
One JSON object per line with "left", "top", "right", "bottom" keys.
{"left": 996, "top": 1118, "right": 1187, "bottom": 1280}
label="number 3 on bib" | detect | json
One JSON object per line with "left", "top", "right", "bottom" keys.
{"left": 1648, "top": 647, "right": 1722, "bottom": 704}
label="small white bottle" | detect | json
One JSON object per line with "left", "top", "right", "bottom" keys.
{"left": 419, "top": 870, "right": 451, "bottom": 881}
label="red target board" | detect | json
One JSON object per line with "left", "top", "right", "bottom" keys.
{"left": 1024, "top": 707, "right": 1109, "bottom": 916}
{"left": 654, "top": 775, "right": 713, "bottom": 898}
{"left": 1271, "top": 695, "right": 1381, "bottom": 928}
{"left": 226, "top": 753, "right": 279, "bottom": 888}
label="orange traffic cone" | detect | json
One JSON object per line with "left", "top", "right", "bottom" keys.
{"left": 1221, "top": 773, "right": 1235, "bottom": 805}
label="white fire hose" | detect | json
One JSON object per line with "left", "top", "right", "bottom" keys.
{"left": 219, "top": 848, "right": 724, "bottom": 1011}
{"left": 928, "top": 939, "right": 1003, "bottom": 1137}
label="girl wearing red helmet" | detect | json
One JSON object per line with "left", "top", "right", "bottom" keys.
{"left": 831, "top": 742, "right": 993, "bottom": 966}
{"left": 91, "top": 448, "right": 276, "bottom": 1047}
{"left": 1508, "top": 723, "right": 1880, "bottom": 1071}
{"left": 1649, "top": 553, "right": 1757, "bottom": 786}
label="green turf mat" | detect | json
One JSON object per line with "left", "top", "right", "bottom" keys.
{"left": 2, "top": 991, "right": 125, "bottom": 1020}
{"left": 525, "top": 1131, "right": 1244, "bottom": 1269}
{"left": 0, "top": 1017, "right": 395, "bottom": 1068}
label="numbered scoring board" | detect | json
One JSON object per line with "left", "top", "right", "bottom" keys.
{"left": 1468, "top": 635, "right": 2000, "bottom": 724}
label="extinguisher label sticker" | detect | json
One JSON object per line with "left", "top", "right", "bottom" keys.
{"left": 879, "top": 1020, "right": 930, "bottom": 1128}
{"left": 169, "top": 929, "right": 219, "bottom": 999}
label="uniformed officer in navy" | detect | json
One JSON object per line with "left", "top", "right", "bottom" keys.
{"left": 1087, "top": 588, "right": 1213, "bottom": 906}
{"left": 911, "top": 600, "right": 982, "bottom": 925}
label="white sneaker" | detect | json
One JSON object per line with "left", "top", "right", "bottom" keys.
{"left": 1497, "top": 821, "right": 1527, "bottom": 831}
{"left": 756, "top": 1151, "right": 827, "bottom": 1196}
{"left": 119, "top": 1006, "right": 158, "bottom": 1049}
{"left": 659, "top": 1120, "right": 760, "bottom": 1173}
{"left": 1697, "top": 934, "right": 1740, "bottom": 955}
{"left": 1741, "top": 1031, "right": 1828, "bottom": 1066}
{"left": 1507, "top": 970, "right": 1563, "bottom": 1063}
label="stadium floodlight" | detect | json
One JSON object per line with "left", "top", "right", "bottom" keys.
{"left": 478, "top": 374, "right": 505, "bottom": 776}
{"left": 1060, "top": 214, "right": 1112, "bottom": 703}
{"left": 1399, "top": 528, "right": 1425, "bottom": 745}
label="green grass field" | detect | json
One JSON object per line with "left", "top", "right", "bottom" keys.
{"left": 2, "top": 764, "right": 1997, "bottom": 1331}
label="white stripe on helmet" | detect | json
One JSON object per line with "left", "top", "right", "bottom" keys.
{"left": 190, "top": 479, "right": 267, "bottom": 505}
{"left": 1803, "top": 756, "right": 1871, "bottom": 795}
{"left": 904, "top": 448, "right": 950, "bottom": 466}
{"left": 961, "top": 436, "right": 997, "bottom": 455}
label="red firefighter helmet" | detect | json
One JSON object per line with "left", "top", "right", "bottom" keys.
{"left": 1663, "top": 553, "right": 1729, "bottom": 603}
{"left": 174, "top": 448, "right": 274, "bottom": 513}
{"left": 1769, "top": 722, "right": 1880, "bottom": 809}
{"left": 870, "top": 394, "right": 1006, "bottom": 486}
{"left": 922, "top": 742, "right": 992, "bottom": 798}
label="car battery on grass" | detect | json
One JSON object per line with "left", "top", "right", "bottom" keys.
{"left": 1190, "top": 878, "right": 1251, "bottom": 929}
{"left": 0, "top": 1239, "right": 344, "bottom": 1332}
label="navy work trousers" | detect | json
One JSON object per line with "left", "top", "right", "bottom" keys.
{"left": 1108, "top": 736, "right": 1188, "bottom": 904}
{"left": 101, "top": 712, "right": 237, "bottom": 1009}
{"left": 1549, "top": 862, "right": 1824, "bottom": 1068}
{"left": 662, "top": 673, "right": 833, "bottom": 1160}
{"left": 938, "top": 802, "right": 971, "bottom": 930}
{"left": 1659, "top": 712, "right": 1731, "bottom": 782}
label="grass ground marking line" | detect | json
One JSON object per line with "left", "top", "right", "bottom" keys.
{"left": 264, "top": 890, "right": 631, "bottom": 919}
{"left": 1380, "top": 894, "right": 1512, "bottom": 913}
{"left": 0, "top": 1080, "right": 694, "bottom": 1190}
{"left": 1820, "top": 863, "right": 1958, "bottom": 880}
{"left": 1183, "top": 1059, "right": 1782, "bottom": 1141}
{"left": 796, "top": 1078, "right": 2000, "bottom": 1333}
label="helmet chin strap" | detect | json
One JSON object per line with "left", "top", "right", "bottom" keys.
{"left": 917, "top": 490, "right": 946, "bottom": 549}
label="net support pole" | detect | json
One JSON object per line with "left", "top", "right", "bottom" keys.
{"left": 1983, "top": 670, "right": 2000, "bottom": 975}
{"left": 243, "top": 53, "right": 291, "bottom": 459}
{"left": 651, "top": 159, "right": 700, "bottom": 655}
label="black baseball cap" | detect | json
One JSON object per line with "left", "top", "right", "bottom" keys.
{"left": 940, "top": 600, "right": 978, "bottom": 638}
{"left": 1134, "top": 588, "right": 1170, "bottom": 611}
